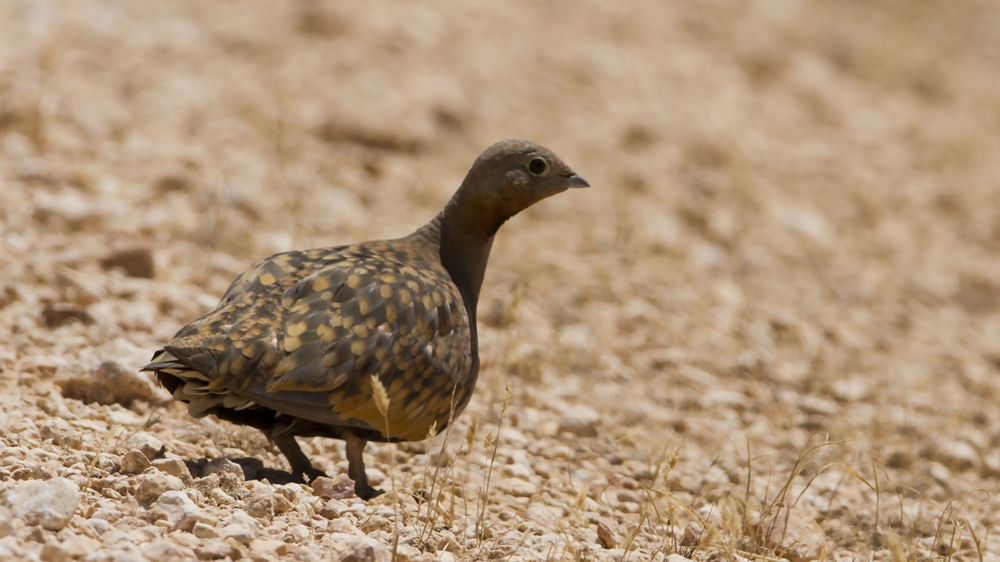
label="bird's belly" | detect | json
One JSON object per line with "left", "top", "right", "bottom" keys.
{"left": 326, "top": 355, "right": 479, "bottom": 442}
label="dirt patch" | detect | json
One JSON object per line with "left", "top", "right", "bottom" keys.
{"left": 3, "top": 0, "right": 1000, "bottom": 560}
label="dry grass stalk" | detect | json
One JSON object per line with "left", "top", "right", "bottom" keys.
{"left": 371, "top": 374, "right": 399, "bottom": 561}
{"left": 86, "top": 423, "right": 124, "bottom": 492}
{"left": 887, "top": 533, "right": 907, "bottom": 562}
{"left": 475, "top": 380, "right": 512, "bottom": 541}
{"left": 418, "top": 384, "right": 462, "bottom": 546}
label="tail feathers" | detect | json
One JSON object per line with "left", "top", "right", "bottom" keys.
{"left": 141, "top": 349, "right": 210, "bottom": 379}
{"left": 140, "top": 349, "right": 179, "bottom": 371}
{"left": 144, "top": 347, "right": 258, "bottom": 418}
{"left": 163, "top": 346, "right": 223, "bottom": 377}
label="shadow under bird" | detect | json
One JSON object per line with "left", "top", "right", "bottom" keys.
{"left": 142, "top": 139, "right": 589, "bottom": 499}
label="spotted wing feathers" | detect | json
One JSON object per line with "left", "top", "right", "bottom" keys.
{"left": 143, "top": 241, "right": 474, "bottom": 441}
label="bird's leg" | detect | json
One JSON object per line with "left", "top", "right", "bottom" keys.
{"left": 270, "top": 430, "right": 327, "bottom": 483}
{"left": 345, "top": 429, "right": 384, "bottom": 500}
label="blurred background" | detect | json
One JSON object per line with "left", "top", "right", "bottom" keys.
{"left": 3, "top": 0, "right": 1000, "bottom": 559}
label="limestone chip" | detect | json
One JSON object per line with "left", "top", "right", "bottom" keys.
{"left": 135, "top": 473, "right": 185, "bottom": 505}
{"left": 3, "top": 478, "right": 80, "bottom": 531}
{"left": 338, "top": 536, "right": 391, "bottom": 562}
{"left": 121, "top": 450, "right": 151, "bottom": 474}
{"left": 0, "top": 506, "right": 12, "bottom": 538}
{"left": 147, "top": 490, "right": 203, "bottom": 531}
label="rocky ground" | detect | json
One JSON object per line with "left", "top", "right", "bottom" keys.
{"left": 3, "top": 1, "right": 1000, "bottom": 561}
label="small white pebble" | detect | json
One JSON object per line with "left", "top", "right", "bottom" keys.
{"left": 221, "top": 523, "right": 254, "bottom": 545}
{"left": 365, "top": 468, "right": 386, "bottom": 485}
{"left": 84, "top": 517, "right": 111, "bottom": 535}
{"left": 192, "top": 522, "right": 218, "bottom": 539}
{"left": 285, "top": 523, "right": 311, "bottom": 543}
{"left": 210, "top": 488, "right": 234, "bottom": 505}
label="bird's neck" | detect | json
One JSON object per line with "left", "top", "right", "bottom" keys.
{"left": 432, "top": 194, "right": 498, "bottom": 335}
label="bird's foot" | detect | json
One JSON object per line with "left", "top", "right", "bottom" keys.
{"left": 355, "top": 482, "right": 385, "bottom": 501}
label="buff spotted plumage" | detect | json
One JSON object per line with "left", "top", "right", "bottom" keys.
{"left": 143, "top": 139, "right": 589, "bottom": 499}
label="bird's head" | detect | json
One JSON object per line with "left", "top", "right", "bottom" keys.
{"left": 450, "top": 139, "right": 589, "bottom": 237}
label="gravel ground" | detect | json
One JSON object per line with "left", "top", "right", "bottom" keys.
{"left": 3, "top": 1, "right": 1000, "bottom": 561}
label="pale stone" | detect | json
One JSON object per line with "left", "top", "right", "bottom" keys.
{"left": 84, "top": 517, "right": 111, "bottom": 535}
{"left": 526, "top": 504, "right": 558, "bottom": 529}
{"left": 41, "top": 541, "right": 71, "bottom": 562}
{"left": 596, "top": 520, "right": 617, "bottom": 549}
{"left": 56, "top": 360, "right": 169, "bottom": 408}
{"left": 61, "top": 535, "right": 101, "bottom": 558}
{"left": 209, "top": 488, "right": 235, "bottom": 505}
{"left": 312, "top": 475, "right": 354, "bottom": 500}
{"left": 700, "top": 389, "right": 746, "bottom": 410}
{"left": 246, "top": 486, "right": 275, "bottom": 520}
{"left": 120, "top": 450, "right": 151, "bottom": 474}
{"left": 192, "top": 522, "right": 219, "bottom": 539}
{"left": 500, "top": 463, "right": 533, "bottom": 480}
{"left": 394, "top": 544, "right": 423, "bottom": 562}
{"left": 135, "top": 473, "right": 184, "bottom": 505}
{"left": 0, "top": 535, "right": 25, "bottom": 560}
{"left": 4, "top": 477, "right": 80, "bottom": 531}
{"left": 558, "top": 404, "right": 600, "bottom": 437}
{"left": 194, "top": 539, "right": 240, "bottom": 561}
{"left": 226, "top": 510, "right": 260, "bottom": 529}
{"left": 761, "top": 507, "right": 828, "bottom": 562}
{"left": 365, "top": 468, "right": 386, "bottom": 486}
{"left": 221, "top": 523, "right": 254, "bottom": 545}
{"left": 927, "top": 439, "right": 980, "bottom": 473}
{"left": 202, "top": 458, "right": 244, "bottom": 479}
{"left": 318, "top": 499, "right": 349, "bottom": 519}
{"left": 338, "top": 536, "right": 390, "bottom": 562}
{"left": 494, "top": 477, "right": 538, "bottom": 498}
{"left": 149, "top": 490, "right": 202, "bottom": 531}
{"left": 39, "top": 419, "right": 83, "bottom": 449}
{"left": 124, "top": 432, "right": 165, "bottom": 460}
{"left": 141, "top": 538, "right": 193, "bottom": 562}
{"left": 250, "top": 538, "right": 285, "bottom": 554}
{"left": 0, "top": 506, "right": 12, "bottom": 538}
{"left": 150, "top": 458, "right": 191, "bottom": 479}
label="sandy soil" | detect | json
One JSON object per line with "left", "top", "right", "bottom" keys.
{"left": 3, "top": 1, "right": 1000, "bottom": 560}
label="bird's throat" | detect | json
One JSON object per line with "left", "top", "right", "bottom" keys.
{"left": 438, "top": 219, "right": 493, "bottom": 329}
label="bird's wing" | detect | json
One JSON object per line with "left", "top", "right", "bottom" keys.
{"left": 147, "top": 244, "right": 474, "bottom": 441}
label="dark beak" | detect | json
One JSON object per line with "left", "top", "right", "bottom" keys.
{"left": 566, "top": 173, "right": 590, "bottom": 188}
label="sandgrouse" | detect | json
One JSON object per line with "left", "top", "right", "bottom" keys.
{"left": 143, "top": 139, "right": 588, "bottom": 499}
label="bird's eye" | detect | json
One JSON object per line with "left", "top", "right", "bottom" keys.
{"left": 528, "top": 157, "right": 549, "bottom": 175}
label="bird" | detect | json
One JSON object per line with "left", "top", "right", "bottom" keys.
{"left": 142, "top": 139, "right": 589, "bottom": 500}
